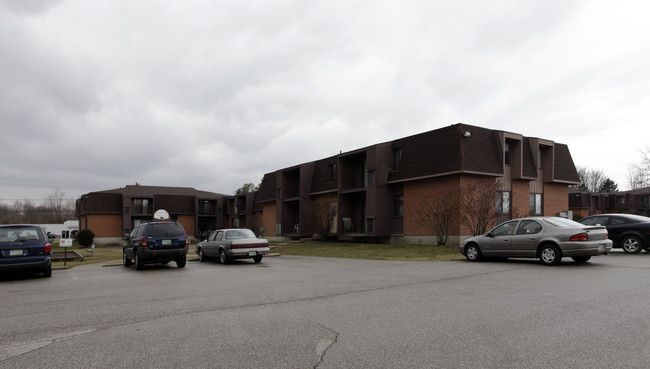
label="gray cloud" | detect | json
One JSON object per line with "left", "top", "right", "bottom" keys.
{"left": 1, "top": 0, "right": 649, "bottom": 203}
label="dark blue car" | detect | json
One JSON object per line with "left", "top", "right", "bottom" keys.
{"left": 0, "top": 225, "right": 52, "bottom": 278}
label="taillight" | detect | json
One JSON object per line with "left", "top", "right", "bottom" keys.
{"left": 141, "top": 238, "right": 148, "bottom": 247}
{"left": 185, "top": 236, "right": 189, "bottom": 246}
{"left": 570, "top": 233, "right": 588, "bottom": 242}
{"left": 44, "top": 242, "right": 51, "bottom": 254}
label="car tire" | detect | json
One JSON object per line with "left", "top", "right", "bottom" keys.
{"left": 123, "top": 250, "right": 132, "bottom": 267}
{"left": 571, "top": 255, "right": 591, "bottom": 263}
{"left": 622, "top": 236, "right": 642, "bottom": 254}
{"left": 198, "top": 248, "right": 205, "bottom": 262}
{"left": 253, "top": 255, "right": 263, "bottom": 263}
{"left": 135, "top": 253, "right": 145, "bottom": 270}
{"left": 219, "top": 249, "right": 229, "bottom": 264}
{"left": 465, "top": 244, "right": 481, "bottom": 262}
{"left": 42, "top": 265, "right": 52, "bottom": 278}
{"left": 176, "top": 256, "right": 186, "bottom": 268}
{"left": 540, "top": 245, "right": 562, "bottom": 266}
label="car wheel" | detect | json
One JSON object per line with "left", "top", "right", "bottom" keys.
{"left": 135, "top": 253, "right": 145, "bottom": 270}
{"left": 42, "top": 265, "right": 52, "bottom": 278}
{"left": 123, "top": 250, "right": 132, "bottom": 267}
{"left": 540, "top": 245, "right": 562, "bottom": 265}
{"left": 571, "top": 255, "right": 591, "bottom": 263}
{"left": 176, "top": 256, "right": 186, "bottom": 268}
{"left": 219, "top": 249, "right": 229, "bottom": 264}
{"left": 253, "top": 255, "right": 263, "bottom": 263}
{"left": 622, "top": 236, "right": 642, "bottom": 254}
{"left": 465, "top": 244, "right": 481, "bottom": 262}
{"left": 198, "top": 248, "right": 205, "bottom": 262}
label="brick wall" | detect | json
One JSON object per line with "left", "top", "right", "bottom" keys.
{"left": 176, "top": 215, "right": 195, "bottom": 237}
{"left": 512, "top": 179, "right": 531, "bottom": 218}
{"left": 85, "top": 214, "right": 122, "bottom": 238}
{"left": 543, "top": 183, "right": 569, "bottom": 216}
{"left": 261, "top": 202, "right": 277, "bottom": 235}
{"left": 403, "top": 176, "right": 461, "bottom": 237}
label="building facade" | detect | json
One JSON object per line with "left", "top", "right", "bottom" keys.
{"left": 76, "top": 185, "right": 226, "bottom": 244}
{"left": 570, "top": 187, "right": 650, "bottom": 219}
{"left": 256, "top": 123, "right": 581, "bottom": 243}
{"left": 77, "top": 124, "right": 582, "bottom": 245}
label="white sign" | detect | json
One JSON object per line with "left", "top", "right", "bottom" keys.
{"left": 60, "top": 239, "right": 73, "bottom": 247}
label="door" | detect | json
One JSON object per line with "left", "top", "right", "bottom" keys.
{"left": 511, "top": 220, "right": 543, "bottom": 257}
{"left": 480, "top": 220, "right": 518, "bottom": 256}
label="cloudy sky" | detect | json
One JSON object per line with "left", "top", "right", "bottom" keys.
{"left": 1, "top": 0, "right": 649, "bottom": 204}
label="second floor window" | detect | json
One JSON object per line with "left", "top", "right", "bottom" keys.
{"left": 393, "top": 148, "right": 403, "bottom": 170}
{"left": 133, "top": 198, "right": 151, "bottom": 214}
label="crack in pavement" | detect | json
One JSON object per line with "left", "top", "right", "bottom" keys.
{"left": 313, "top": 323, "right": 339, "bottom": 369}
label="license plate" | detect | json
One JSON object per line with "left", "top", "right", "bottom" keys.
{"left": 248, "top": 251, "right": 257, "bottom": 256}
{"left": 599, "top": 244, "right": 606, "bottom": 252}
{"left": 10, "top": 250, "right": 23, "bottom": 256}
{"left": 162, "top": 240, "right": 172, "bottom": 246}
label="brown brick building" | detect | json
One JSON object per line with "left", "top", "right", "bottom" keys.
{"left": 77, "top": 123, "right": 581, "bottom": 244}
{"left": 76, "top": 185, "right": 226, "bottom": 244}
{"left": 570, "top": 187, "right": 650, "bottom": 219}
{"left": 255, "top": 123, "right": 581, "bottom": 243}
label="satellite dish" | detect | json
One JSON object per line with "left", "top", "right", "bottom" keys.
{"left": 153, "top": 209, "right": 170, "bottom": 220}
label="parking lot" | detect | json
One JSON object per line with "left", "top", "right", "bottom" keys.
{"left": 1, "top": 251, "right": 650, "bottom": 368}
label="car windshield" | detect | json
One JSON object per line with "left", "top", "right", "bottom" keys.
{"left": 543, "top": 217, "right": 583, "bottom": 228}
{"left": 0, "top": 226, "right": 44, "bottom": 243}
{"left": 225, "top": 229, "right": 256, "bottom": 239}
{"left": 147, "top": 223, "right": 185, "bottom": 237}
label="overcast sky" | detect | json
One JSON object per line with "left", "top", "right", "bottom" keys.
{"left": 1, "top": 0, "right": 649, "bottom": 204}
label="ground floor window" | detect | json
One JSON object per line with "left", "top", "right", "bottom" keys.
{"left": 530, "top": 193, "right": 542, "bottom": 215}
{"left": 496, "top": 191, "right": 511, "bottom": 214}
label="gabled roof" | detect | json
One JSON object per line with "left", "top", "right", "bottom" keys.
{"left": 95, "top": 185, "right": 225, "bottom": 199}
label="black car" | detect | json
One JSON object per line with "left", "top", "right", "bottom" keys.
{"left": 578, "top": 214, "right": 650, "bottom": 254}
{"left": 123, "top": 221, "right": 189, "bottom": 270}
{"left": 0, "top": 225, "right": 52, "bottom": 278}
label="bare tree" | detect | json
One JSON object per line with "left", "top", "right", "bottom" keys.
{"left": 573, "top": 166, "right": 607, "bottom": 192}
{"left": 45, "top": 189, "right": 75, "bottom": 223}
{"left": 415, "top": 188, "right": 459, "bottom": 245}
{"left": 460, "top": 178, "right": 503, "bottom": 236}
{"left": 627, "top": 147, "right": 650, "bottom": 190}
{"left": 310, "top": 201, "right": 337, "bottom": 240}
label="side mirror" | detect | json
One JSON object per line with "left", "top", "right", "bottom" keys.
{"left": 486, "top": 232, "right": 494, "bottom": 238}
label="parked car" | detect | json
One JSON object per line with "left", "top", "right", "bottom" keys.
{"left": 123, "top": 221, "right": 189, "bottom": 270}
{"left": 578, "top": 214, "right": 650, "bottom": 254}
{"left": 196, "top": 228, "right": 270, "bottom": 264}
{"left": 459, "top": 217, "right": 612, "bottom": 265}
{"left": 0, "top": 225, "right": 52, "bottom": 277}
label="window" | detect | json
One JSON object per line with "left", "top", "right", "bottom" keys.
{"left": 496, "top": 191, "right": 511, "bottom": 214}
{"left": 491, "top": 220, "right": 518, "bottom": 236}
{"left": 505, "top": 143, "right": 511, "bottom": 165}
{"left": 393, "top": 148, "right": 403, "bottom": 170}
{"left": 199, "top": 200, "right": 214, "bottom": 214}
{"left": 394, "top": 195, "right": 404, "bottom": 217}
{"left": 328, "top": 163, "right": 337, "bottom": 181}
{"left": 530, "top": 193, "right": 542, "bottom": 215}
{"left": 133, "top": 198, "right": 151, "bottom": 214}
{"left": 644, "top": 195, "right": 650, "bottom": 209}
{"left": 516, "top": 220, "right": 542, "bottom": 235}
{"left": 617, "top": 196, "right": 625, "bottom": 206}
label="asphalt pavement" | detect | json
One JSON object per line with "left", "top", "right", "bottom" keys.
{"left": 1, "top": 250, "right": 649, "bottom": 368}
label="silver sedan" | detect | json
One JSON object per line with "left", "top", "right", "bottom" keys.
{"left": 197, "top": 228, "right": 270, "bottom": 264}
{"left": 459, "top": 217, "right": 612, "bottom": 265}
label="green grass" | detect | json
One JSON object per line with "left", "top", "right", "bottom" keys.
{"left": 274, "top": 241, "right": 465, "bottom": 262}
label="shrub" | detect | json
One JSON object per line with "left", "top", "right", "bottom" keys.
{"left": 77, "top": 229, "right": 95, "bottom": 248}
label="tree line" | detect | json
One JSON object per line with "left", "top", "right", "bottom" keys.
{"left": 0, "top": 189, "right": 75, "bottom": 224}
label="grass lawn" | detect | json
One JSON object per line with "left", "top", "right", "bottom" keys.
{"left": 49, "top": 240, "right": 464, "bottom": 269}
{"left": 274, "top": 241, "right": 465, "bottom": 262}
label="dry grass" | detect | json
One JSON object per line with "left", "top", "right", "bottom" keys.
{"left": 274, "top": 241, "right": 464, "bottom": 262}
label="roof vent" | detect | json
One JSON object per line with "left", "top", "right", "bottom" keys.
{"left": 462, "top": 131, "right": 471, "bottom": 138}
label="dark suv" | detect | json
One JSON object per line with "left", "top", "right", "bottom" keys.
{"left": 123, "top": 221, "right": 189, "bottom": 270}
{"left": 0, "top": 225, "right": 52, "bottom": 278}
